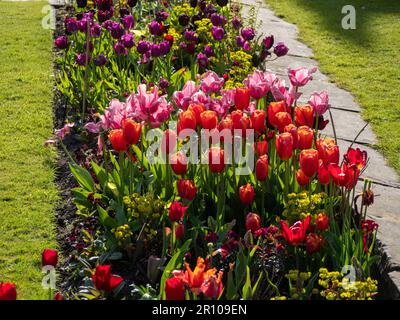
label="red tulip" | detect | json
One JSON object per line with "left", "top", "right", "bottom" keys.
{"left": 255, "top": 140, "right": 268, "bottom": 156}
{"left": 168, "top": 201, "right": 188, "bottom": 222}
{"left": 267, "top": 100, "right": 286, "bottom": 128}
{"left": 234, "top": 87, "right": 251, "bottom": 110}
{"left": 177, "top": 179, "right": 197, "bottom": 201}
{"left": 178, "top": 109, "right": 197, "bottom": 133}
{"left": 344, "top": 147, "right": 367, "bottom": 170}
{"left": 299, "top": 149, "right": 319, "bottom": 177}
{"left": 208, "top": 147, "right": 225, "bottom": 173}
{"left": 108, "top": 129, "right": 128, "bottom": 152}
{"left": 218, "top": 115, "right": 233, "bottom": 132}
{"left": 92, "top": 265, "right": 123, "bottom": 292}
{"left": 175, "top": 223, "right": 185, "bottom": 240}
{"left": 318, "top": 161, "right": 330, "bottom": 185}
{"left": 274, "top": 111, "right": 292, "bottom": 132}
{"left": 251, "top": 110, "right": 266, "bottom": 132}
{"left": 256, "top": 155, "right": 269, "bottom": 181}
{"left": 305, "top": 233, "right": 323, "bottom": 254}
{"left": 344, "top": 163, "right": 360, "bottom": 190}
{"left": 122, "top": 118, "right": 141, "bottom": 145}
{"left": 239, "top": 183, "right": 255, "bottom": 205}
{"left": 284, "top": 124, "right": 298, "bottom": 149}
{"left": 54, "top": 292, "right": 63, "bottom": 300}
{"left": 328, "top": 164, "right": 348, "bottom": 187}
{"left": 276, "top": 132, "right": 293, "bottom": 160}
{"left": 295, "top": 104, "right": 314, "bottom": 127}
{"left": 296, "top": 169, "right": 310, "bottom": 186}
{"left": 200, "top": 110, "right": 218, "bottom": 129}
{"left": 316, "top": 212, "right": 329, "bottom": 231}
{"left": 165, "top": 277, "right": 185, "bottom": 300}
{"left": 161, "top": 129, "right": 177, "bottom": 155}
{"left": 170, "top": 152, "right": 188, "bottom": 175}
{"left": 297, "top": 126, "right": 314, "bottom": 150}
{"left": 188, "top": 103, "right": 206, "bottom": 124}
{"left": 0, "top": 282, "right": 17, "bottom": 300}
{"left": 316, "top": 138, "right": 339, "bottom": 165}
{"left": 246, "top": 213, "right": 261, "bottom": 233}
{"left": 42, "top": 249, "right": 58, "bottom": 267}
{"left": 280, "top": 215, "right": 311, "bottom": 245}
{"left": 232, "top": 111, "right": 252, "bottom": 137}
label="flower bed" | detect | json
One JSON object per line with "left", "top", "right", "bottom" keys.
{"left": 0, "top": 0, "right": 382, "bottom": 300}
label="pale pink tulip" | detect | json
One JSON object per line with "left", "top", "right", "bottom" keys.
{"left": 308, "top": 91, "right": 330, "bottom": 116}
{"left": 243, "top": 70, "right": 269, "bottom": 99}
{"left": 200, "top": 71, "right": 224, "bottom": 94}
{"left": 173, "top": 80, "right": 198, "bottom": 110}
{"left": 288, "top": 66, "right": 317, "bottom": 87}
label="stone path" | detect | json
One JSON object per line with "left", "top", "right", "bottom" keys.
{"left": 239, "top": 0, "right": 400, "bottom": 295}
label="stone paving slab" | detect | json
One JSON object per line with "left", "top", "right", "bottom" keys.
{"left": 238, "top": 0, "right": 400, "bottom": 295}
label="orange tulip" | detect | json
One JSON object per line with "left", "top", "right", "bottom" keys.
{"left": 267, "top": 100, "right": 286, "bottom": 128}
{"left": 251, "top": 110, "right": 266, "bottom": 132}
{"left": 178, "top": 109, "right": 197, "bottom": 133}
{"left": 297, "top": 126, "right": 314, "bottom": 150}
{"left": 188, "top": 103, "right": 206, "bottom": 124}
{"left": 122, "top": 118, "right": 142, "bottom": 145}
{"left": 200, "top": 110, "right": 218, "bottom": 129}
{"left": 295, "top": 104, "right": 314, "bottom": 127}
{"left": 234, "top": 87, "right": 251, "bottom": 110}
{"left": 276, "top": 132, "right": 293, "bottom": 160}
{"left": 316, "top": 138, "right": 339, "bottom": 166}
{"left": 284, "top": 124, "right": 298, "bottom": 149}
{"left": 274, "top": 111, "right": 292, "bottom": 132}
{"left": 108, "top": 129, "right": 128, "bottom": 152}
{"left": 299, "top": 149, "right": 319, "bottom": 177}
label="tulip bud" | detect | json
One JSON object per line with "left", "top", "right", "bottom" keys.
{"left": 246, "top": 213, "right": 261, "bottom": 232}
{"left": 175, "top": 223, "right": 185, "bottom": 240}
{"left": 170, "top": 152, "right": 188, "bottom": 175}
{"left": 305, "top": 233, "right": 323, "bottom": 254}
{"left": 276, "top": 132, "right": 293, "bottom": 160}
{"left": 200, "top": 110, "right": 218, "bottom": 129}
{"left": 122, "top": 119, "right": 141, "bottom": 145}
{"left": 255, "top": 140, "right": 268, "bottom": 156}
{"left": 168, "top": 201, "right": 188, "bottom": 222}
{"left": 234, "top": 87, "right": 251, "bottom": 110}
{"left": 297, "top": 126, "right": 314, "bottom": 150}
{"left": 296, "top": 169, "right": 310, "bottom": 186}
{"left": 256, "top": 155, "right": 269, "bottom": 181}
{"left": 299, "top": 149, "right": 319, "bottom": 177}
{"left": 316, "top": 212, "right": 329, "bottom": 231}
{"left": 208, "top": 147, "right": 225, "bottom": 173}
{"left": 239, "top": 183, "right": 255, "bottom": 205}
{"left": 42, "top": 249, "right": 58, "bottom": 267}
{"left": 108, "top": 129, "right": 128, "bottom": 152}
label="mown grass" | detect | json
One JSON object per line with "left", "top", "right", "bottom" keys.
{"left": 267, "top": 0, "right": 400, "bottom": 174}
{"left": 0, "top": 1, "right": 58, "bottom": 299}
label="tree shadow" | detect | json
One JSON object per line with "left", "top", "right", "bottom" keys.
{"left": 270, "top": 0, "right": 400, "bottom": 48}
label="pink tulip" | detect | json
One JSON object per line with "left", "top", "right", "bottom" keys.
{"left": 84, "top": 122, "right": 100, "bottom": 133}
{"left": 129, "top": 84, "right": 173, "bottom": 128}
{"left": 200, "top": 71, "right": 224, "bottom": 94}
{"left": 288, "top": 67, "right": 317, "bottom": 87}
{"left": 173, "top": 80, "right": 198, "bottom": 110}
{"left": 308, "top": 91, "right": 330, "bottom": 116}
{"left": 243, "top": 70, "right": 269, "bottom": 99}
{"left": 270, "top": 79, "right": 301, "bottom": 107}
{"left": 100, "top": 99, "right": 133, "bottom": 130}
{"left": 55, "top": 123, "right": 74, "bottom": 139}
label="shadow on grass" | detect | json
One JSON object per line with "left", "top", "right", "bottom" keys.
{"left": 268, "top": 0, "right": 400, "bottom": 47}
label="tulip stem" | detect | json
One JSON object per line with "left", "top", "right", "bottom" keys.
{"left": 285, "top": 160, "right": 290, "bottom": 204}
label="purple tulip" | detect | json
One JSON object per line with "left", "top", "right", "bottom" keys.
{"left": 121, "top": 33, "right": 135, "bottom": 48}
{"left": 210, "top": 13, "right": 224, "bottom": 26}
{"left": 156, "top": 10, "right": 170, "bottom": 22}
{"left": 65, "top": 18, "right": 78, "bottom": 34}
{"left": 136, "top": 40, "right": 150, "bottom": 54}
{"left": 91, "top": 23, "right": 102, "bottom": 37}
{"left": 178, "top": 14, "right": 190, "bottom": 26}
{"left": 54, "top": 35, "right": 69, "bottom": 49}
{"left": 263, "top": 35, "right": 274, "bottom": 50}
{"left": 184, "top": 31, "right": 198, "bottom": 43}
{"left": 122, "top": 15, "right": 134, "bottom": 30}
{"left": 97, "top": 9, "right": 114, "bottom": 23}
{"left": 76, "top": 0, "right": 87, "bottom": 8}
{"left": 274, "top": 42, "right": 289, "bottom": 57}
{"left": 241, "top": 27, "right": 255, "bottom": 41}
{"left": 110, "top": 22, "right": 124, "bottom": 39}
{"left": 197, "top": 53, "right": 209, "bottom": 68}
{"left": 114, "top": 42, "right": 128, "bottom": 55}
{"left": 243, "top": 41, "right": 251, "bottom": 51}
{"left": 204, "top": 45, "right": 214, "bottom": 57}
{"left": 231, "top": 16, "right": 242, "bottom": 29}
{"left": 97, "top": 0, "right": 113, "bottom": 11}
{"left": 148, "top": 20, "right": 162, "bottom": 36}
{"left": 76, "top": 53, "right": 88, "bottom": 66}
{"left": 150, "top": 43, "right": 162, "bottom": 57}
{"left": 78, "top": 18, "right": 89, "bottom": 33}
{"left": 159, "top": 78, "right": 170, "bottom": 89}
{"left": 211, "top": 26, "right": 224, "bottom": 41}
{"left": 119, "top": 8, "right": 129, "bottom": 17}
{"left": 236, "top": 36, "right": 244, "bottom": 47}
{"left": 159, "top": 40, "right": 171, "bottom": 55}
{"left": 94, "top": 54, "right": 108, "bottom": 66}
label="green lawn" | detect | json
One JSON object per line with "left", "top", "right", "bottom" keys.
{"left": 0, "top": 1, "right": 57, "bottom": 299}
{"left": 267, "top": 0, "right": 400, "bottom": 173}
